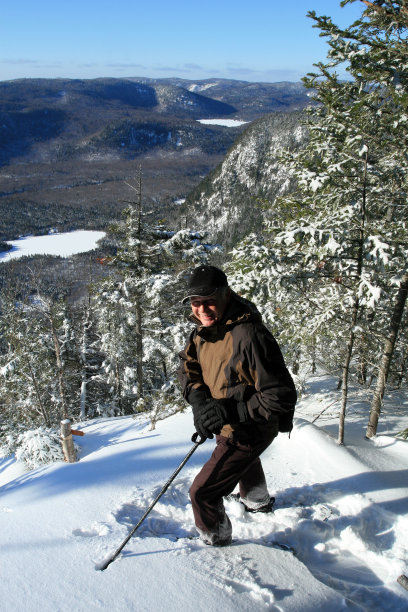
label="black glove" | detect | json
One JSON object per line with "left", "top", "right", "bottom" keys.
{"left": 278, "top": 408, "right": 295, "bottom": 433}
{"left": 192, "top": 403, "right": 213, "bottom": 439}
{"left": 191, "top": 398, "right": 229, "bottom": 439}
{"left": 200, "top": 399, "right": 229, "bottom": 435}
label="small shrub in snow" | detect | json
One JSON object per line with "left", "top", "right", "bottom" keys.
{"left": 0, "top": 432, "right": 17, "bottom": 458}
{"left": 15, "top": 427, "right": 64, "bottom": 470}
{"left": 147, "top": 384, "right": 187, "bottom": 430}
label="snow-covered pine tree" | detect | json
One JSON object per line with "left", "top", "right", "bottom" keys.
{"left": 275, "top": 0, "right": 408, "bottom": 442}
{"left": 337, "top": 0, "right": 408, "bottom": 436}
{"left": 228, "top": 0, "right": 408, "bottom": 443}
{"left": 94, "top": 176, "right": 218, "bottom": 416}
{"left": 71, "top": 298, "right": 105, "bottom": 421}
{"left": 0, "top": 286, "right": 76, "bottom": 436}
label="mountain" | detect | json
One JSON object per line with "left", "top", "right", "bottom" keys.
{"left": 130, "top": 77, "right": 310, "bottom": 119}
{"left": 0, "top": 78, "right": 238, "bottom": 166}
{"left": 181, "top": 110, "right": 307, "bottom": 247}
{"left": 0, "top": 77, "right": 311, "bottom": 167}
{"left": 0, "top": 77, "right": 311, "bottom": 242}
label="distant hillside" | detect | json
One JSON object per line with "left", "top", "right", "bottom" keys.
{"left": 181, "top": 111, "right": 307, "bottom": 247}
{"left": 0, "top": 77, "right": 311, "bottom": 242}
{"left": 0, "top": 78, "right": 239, "bottom": 166}
{"left": 132, "top": 78, "right": 310, "bottom": 119}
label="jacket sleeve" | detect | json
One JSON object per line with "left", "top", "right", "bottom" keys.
{"left": 242, "top": 323, "right": 297, "bottom": 422}
{"left": 177, "top": 330, "right": 211, "bottom": 406}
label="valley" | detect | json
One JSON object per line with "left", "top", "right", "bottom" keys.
{"left": 0, "top": 77, "right": 310, "bottom": 242}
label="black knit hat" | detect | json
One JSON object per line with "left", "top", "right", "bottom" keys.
{"left": 182, "top": 265, "right": 228, "bottom": 304}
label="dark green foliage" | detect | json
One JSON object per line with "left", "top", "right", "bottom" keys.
{"left": 0, "top": 241, "right": 11, "bottom": 252}
{"left": 90, "top": 118, "right": 239, "bottom": 156}
{"left": 0, "top": 198, "right": 118, "bottom": 242}
{"left": 0, "top": 108, "right": 66, "bottom": 165}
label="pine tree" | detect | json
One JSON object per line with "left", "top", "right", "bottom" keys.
{"left": 93, "top": 173, "right": 218, "bottom": 416}
{"left": 227, "top": 0, "right": 408, "bottom": 443}
{"left": 281, "top": 0, "right": 408, "bottom": 441}
{"left": 0, "top": 287, "right": 75, "bottom": 434}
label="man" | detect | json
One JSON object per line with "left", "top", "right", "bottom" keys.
{"left": 177, "top": 264, "right": 297, "bottom": 546}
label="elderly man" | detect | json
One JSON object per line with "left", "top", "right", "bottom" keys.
{"left": 177, "top": 264, "right": 297, "bottom": 546}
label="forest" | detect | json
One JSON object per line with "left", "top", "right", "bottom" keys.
{"left": 0, "top": 0, "right": 407, "bottom": 466}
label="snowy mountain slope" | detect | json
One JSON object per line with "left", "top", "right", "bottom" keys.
{"left": 182, "top": 111, "right": 306, "bottom": 247}
{"left": 1, "top": 380, "right": 408, "bottom": 612}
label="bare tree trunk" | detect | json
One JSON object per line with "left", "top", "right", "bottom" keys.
{"left": 366, "top": 273, "right": 408, "bottom": 438}
{"left": 79, "top": 307, "right": 89, "bottom": 420}
{"left": 338, "top": 152, "right": 367, "bottom": 445}
{"left": 136, "top": 168, "right": 144, "bottom": 399}
{"left": 80, "top": 257, "right": 96, "bottom": 419}
{"left": 311, "top": 338, "right": 317, "bottom": 374}
{"left": 80, "top": 374, "right": 87, "bottom": 420}
{"left": 396, "top": 342, "right": 408, "bottom": 388}
{"left": 292, "top": 349, "right": 301, "bottom": 376}
{"left": 338, "top": 298, "right": 359, "bottom": 445}
{"left": 48, "top": 314, "right": 68, "bottom": 420}
{"left": 357, "top": 340, "right": 368, "bottom": 385}
{"left": 135, "top": 295, "right": 144, "bottom": 399}
{"left": 26, "top": 358, "right": 51, "bottom": 427}
{"left": 114, "top": 359, "right": 122, "bottom": 412}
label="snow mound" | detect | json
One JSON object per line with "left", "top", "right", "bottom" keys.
{"left": 1, "top": 402, "right": 408, "bottom": 611}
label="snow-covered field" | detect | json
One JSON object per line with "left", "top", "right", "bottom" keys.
{"left": 1, "top": 376, "right": 408, "bottom": 611}
{"left": 197, "top": 119, "right": 249, "bottom": 127}
{"left": 0, "top": 230, "right": 106, "bottom": 261}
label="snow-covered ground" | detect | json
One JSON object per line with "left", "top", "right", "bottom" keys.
{"left": 197, "top": 119, "right": 249, "bottom": 127}
{"left": 1, "top": 376, "right": 408, "bottom": 611}
{"left": 0, "top": 230, "right": 106, "bottom": 261}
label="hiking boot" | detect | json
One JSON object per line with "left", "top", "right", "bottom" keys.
{"left": 226, "top": 492, "right": 275, "bottom": 514}
{"left": 200, "top": 533, "right": 232, "bottom": 547}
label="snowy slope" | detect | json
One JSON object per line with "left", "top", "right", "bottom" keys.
{"left": 1, "top": 380, "right": 408, "bottom": 612}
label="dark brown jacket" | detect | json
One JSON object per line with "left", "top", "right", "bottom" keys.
{"left": 177, "top": 292, "right": 297, "bottom": 440}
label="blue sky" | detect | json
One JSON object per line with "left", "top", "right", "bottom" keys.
{"left": 0, "top": 0, "right": 365, "bottom": 83}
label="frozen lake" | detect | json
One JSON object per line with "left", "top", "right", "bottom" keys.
{"left": 0, "top": 230, "right": 106, "bottom": 262}
{"left": 197, "top": 118, "right": 248, "bottom": 127}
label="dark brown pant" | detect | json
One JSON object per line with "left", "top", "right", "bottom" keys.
{"left": 189, "top": 432, "right": 276, "bottom": 539}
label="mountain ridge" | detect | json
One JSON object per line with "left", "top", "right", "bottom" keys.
{"left": 0, "top": 77, "right": 310, "bottom": 242}
{"left": 182, "top": 111, "right": 306, "bottom": 247}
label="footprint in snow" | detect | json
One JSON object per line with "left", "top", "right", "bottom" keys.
{"left": 109, "top": 477, "right": 196, "bottom": 542}
{"left": 72, "top": 523, "right": 111, "bottom": 538}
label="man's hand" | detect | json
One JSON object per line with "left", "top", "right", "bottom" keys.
{"left": 200, "top": 399, "right": 228, "bottom": 435}
{"left": 192, "top": 398, "right": 229, "bottom": 439}
{"left": 193, "top": 407, "right": 213, "bottom": 440}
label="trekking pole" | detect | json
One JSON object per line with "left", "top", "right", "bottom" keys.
{"left": 98, "top": 432, "right": 205, "bottom": 571}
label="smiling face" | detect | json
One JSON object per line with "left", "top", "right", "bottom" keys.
{"left": 191, "top": 289, "right": 231, "bottom": 327}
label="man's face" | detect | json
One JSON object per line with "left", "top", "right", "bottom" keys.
{"left": 191, "top": 290, "right": 230, "bottom": 327}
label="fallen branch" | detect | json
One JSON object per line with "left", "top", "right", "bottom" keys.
{"left": 312, "top": 399, "right": 339, "bottom": 424}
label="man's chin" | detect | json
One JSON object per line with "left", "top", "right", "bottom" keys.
{"left": 201, "top": 318, "right": 216, "bottom": 327}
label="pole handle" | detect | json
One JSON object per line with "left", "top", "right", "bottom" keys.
{"left": 191, "top": 432, "right": 206, "bottom": 445}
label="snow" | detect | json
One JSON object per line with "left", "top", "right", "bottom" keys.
{"left": 0, "top": 230, "right": 106, "bottom": 261}
{"left": 1, "top": 376, "right": 408, "bottom": 611}
{"left": 197, "top": 119, "right": 249, "bottom": 127}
